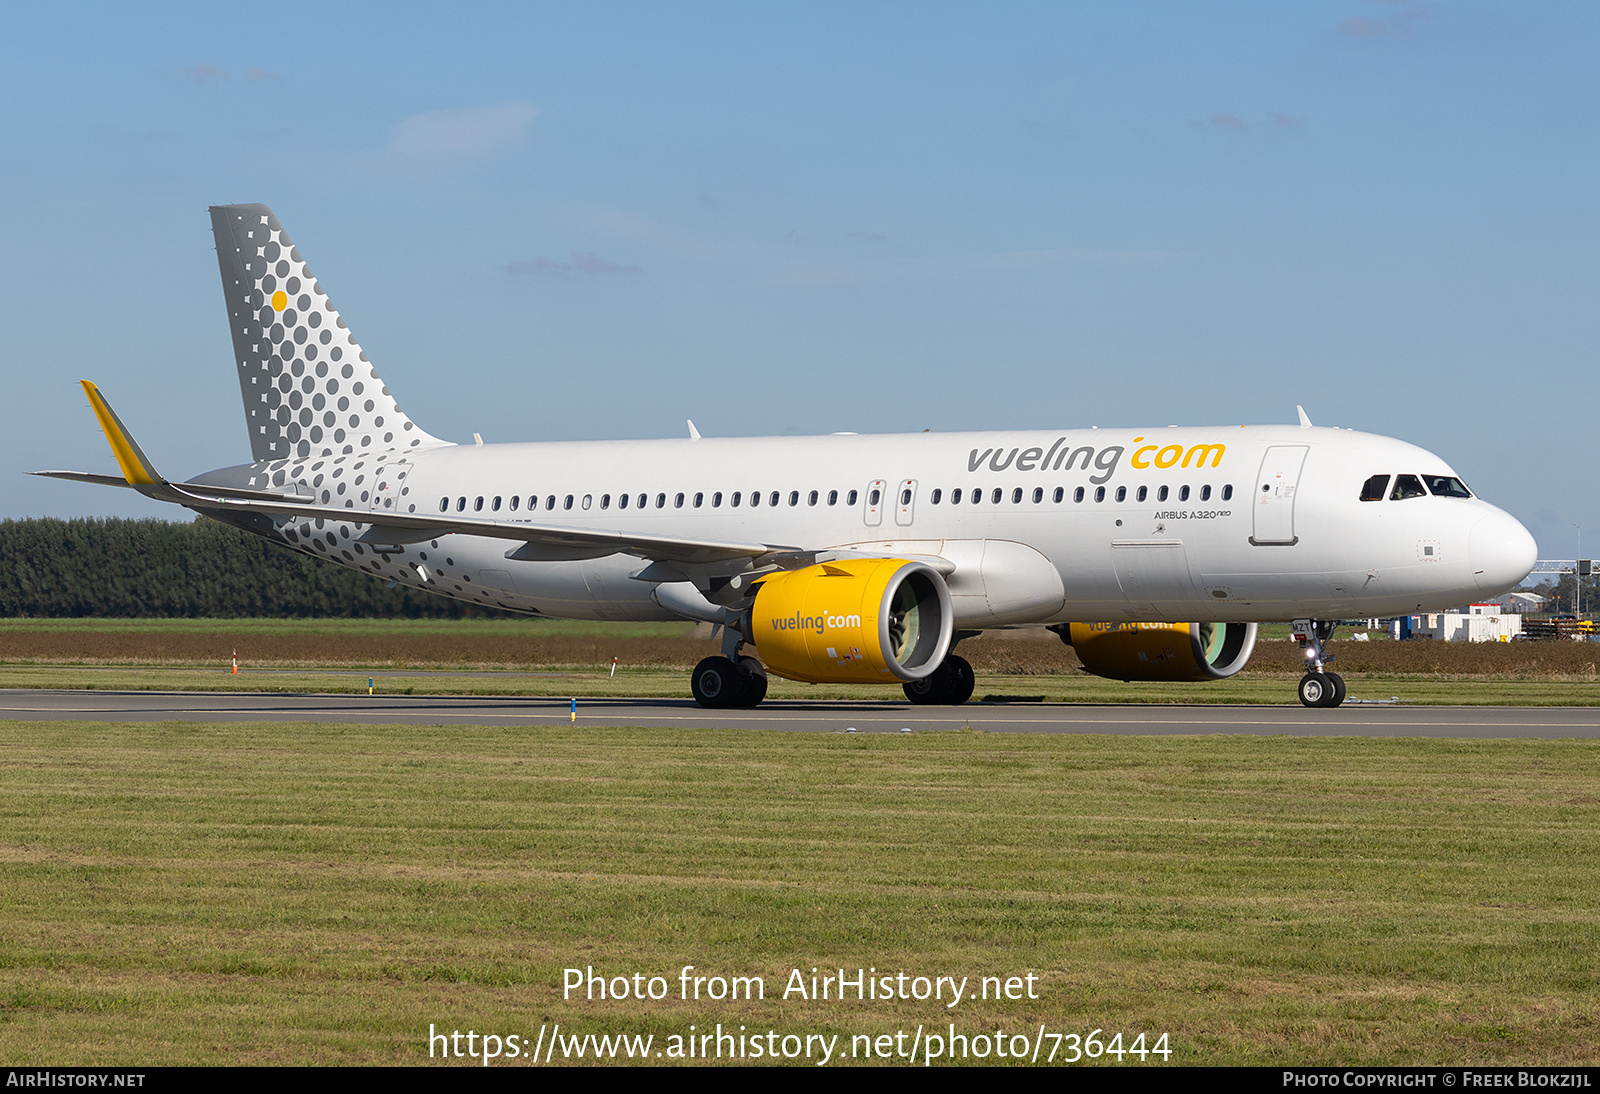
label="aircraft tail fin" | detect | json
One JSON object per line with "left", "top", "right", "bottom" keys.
{"left": 209, "top": 204, "right": 448, "bottom": 463}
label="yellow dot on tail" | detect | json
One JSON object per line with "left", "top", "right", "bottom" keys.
{"left": 271, "top": 290, "right": 287, "bottom": 311}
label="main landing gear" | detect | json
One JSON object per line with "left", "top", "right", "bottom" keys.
{"left": 691, "top": 655, "right": 767, "bottom": 709}
{"left": 1293, "top": 619, "right": 1346, "bottom": 708}
{"left": 902, "top": 654, "right": 976, "bottom": 705}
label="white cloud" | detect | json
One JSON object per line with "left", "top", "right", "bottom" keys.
{"left": 576, "top": 206, "right": 754, "bottom": 262}
{"left": 508, "top": 253, "right": 641, "bottom": 275}
{"left": 777, "top": 247, "right": 1173, "bottom": 287}
{"left": 389, "top": 102, "right": 539, "bottom": 159}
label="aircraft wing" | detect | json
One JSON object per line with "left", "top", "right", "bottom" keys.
{"left": 34, "top": 380, "right": 815, "bottom": 567}
{"left": 166, "top": 483, "right": 790, "bottom": 564}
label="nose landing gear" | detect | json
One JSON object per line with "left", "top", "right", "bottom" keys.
{"left": 1292, "top": 619, "right": 1346, "bottom": 708}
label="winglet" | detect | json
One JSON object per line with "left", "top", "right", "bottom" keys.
{"left": 80, "top": 381, "right": 163, "bottom": 486}
{"left": 687, "top": 419, "right": 702, "bottom": 441}
{"left": 1296, "top": 405, "right": 1313, "bottom": 429}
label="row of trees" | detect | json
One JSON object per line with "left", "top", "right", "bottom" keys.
{"left": 1525, "top": 574, "right": 1600, "bottom": 617}
{"left": 0, "top": 518, "right": 506, "bottom": 618}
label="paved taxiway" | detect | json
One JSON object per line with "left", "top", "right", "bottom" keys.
{"left": 1, "top": 689, "right": 1597, "bottom": 737}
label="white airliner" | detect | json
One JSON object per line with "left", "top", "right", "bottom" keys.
{"left": 37, "top": 204, "right": 1538, "bottom": 709}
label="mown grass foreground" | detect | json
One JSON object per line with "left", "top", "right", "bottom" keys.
{"left": 1, "top": 720, "right": 1598, "bottom": 1066}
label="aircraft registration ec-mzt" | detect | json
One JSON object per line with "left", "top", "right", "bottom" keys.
{"left": 38, "top": 204, "right": 1538, "bottom": 709}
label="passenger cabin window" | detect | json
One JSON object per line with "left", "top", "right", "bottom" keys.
{"left": 791, "top": 491, "right": 801, "bottom": 506}
{"left": 1032, "top": 487, "right": 1043, "bottom": 503}
{"left": 1222, "top": 485, "right": 1233, "bottom": 501}
{"left": 712, "top": 492, "right": 722, "bottom": 507}
{"left": 1390, "top": 474, "right": 1427, "bottom": 501}
{"left": 869, "top": 488, "right": 881, "bottom": 505}
{"left": 931, "top": 489, "right": 942, "bottom": 504}
{"left": 1200, "top": 485, "right": 1211, "bottom": 501}
{"left": 1425, "top": 475, "right": 1472, "bottom": 498}
{"left": 731, "top": 491, "right": 742, "bottom": 506}
{"left": 1094, "top": 487, "right": 1105, "bottom": 502}
{"left": 656, "top": 493, "right": 667, "bottom": 508}
{"left": 1074, "top": 487, "right": 1084, "bottom": 502}
{"left": 1012, "top": 488, "right": 1022, "bottom": 504}
{"left": 808, "top": 490, "right": 818, "bottom": 506}
{"left": 583, "top": 494, "right": 593, "bottom": 510}
{"left": 1178, "top": 486, "right": 1190, "bottom": 501}
{"left": 694, "top": 492, "right": 703, "bottom": 508}
{"left": 547, "top": 495, "right": 558, "bottom": 511}
{"left": 600, "top": 494, "right": 610, "bottom": 509}
{"left": 769, "top": 491, "right": 780, "bottom": 507}
{"left": 847, "top": 490, "right": 858, "bottom": 506}
{"left": 828, "top": 490, "right": 838, "bottom": 505}
{"left": 439, "top": 497, "right": 448, "bottom": 512}
{"left": 951, "top": 488, "right": 962, "bottom": 503}
{"left": 492, "top": 496, "right": 502, "bottom": 511}
{"left": 1136, "top": 486, "right": 1147, "bottom": 502}
{"left": 474, "top": 496, "right": 484, "bottom": 511}
{"left": 1360, "top": 474, "right": 1390, "bottom": 502}
{"left": 750, "top": 491, "right": 761, "bottom": 507}
{"left": 901, "top": 488, "right": 912, "bottom": 505}
{"left": 619, "top": 493, "right": 629, "bottom": 509}
{"left": 1053, "top": 487, "right": 1063, "bottom": 503}
{"left": 564, "top": 494, "right": 574, "bottom": 510}
{"left": 1115, "top": 486, "right": 1126, "bottom": 502}
{"left": 674, "top": 493, "right": 684, "bottom": 508}
{"left": 1157, "top": 485, "right": 1168, "bottom": 502}
{"left": 510, "top": 495, "right": 520, "bottom": 511}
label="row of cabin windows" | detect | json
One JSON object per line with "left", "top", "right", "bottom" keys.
{"left": 442, "top": 489, "right": 863, "bottom": 513}
{"left": 1359, "top": 474, "right": 1473, "bottom": 502}
{"left": 441, "top": 481, "right": 1234, "bottom": 515}
{"left": 926, "top": 483, "right": 1232, "bottom": 505}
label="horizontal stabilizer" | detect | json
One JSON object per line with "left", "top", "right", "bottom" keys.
{"left": 28, "top": 470, "right": 138, "bottom": 489}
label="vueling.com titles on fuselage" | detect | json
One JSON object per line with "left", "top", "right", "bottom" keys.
{"left": 966, "top": 439, "right": 1226, "bottom": 484}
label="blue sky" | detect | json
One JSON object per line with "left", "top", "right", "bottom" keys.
{"left": 2, "top": 2, "right": 1594, "bottom": 558}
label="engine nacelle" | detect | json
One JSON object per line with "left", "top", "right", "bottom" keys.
{"left": 1063, "top": 621, "right": 1258, "bottom": 682}
{"left": 751, "top": 559, "right": 954, "bottom": 683}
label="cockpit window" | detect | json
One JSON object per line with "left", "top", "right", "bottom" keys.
{"left": 1390, "top": 474, "right": 1427, "bottom": 500}
{"left": 1360, "top": 474, "right": 1390, "bottom": 502}
{"left": 1424, "top": 475, "right": 1472, "bottom": 498}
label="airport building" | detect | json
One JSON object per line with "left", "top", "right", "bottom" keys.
{"left": 1394, "top": 604, "right": 1523, "bottom": 642}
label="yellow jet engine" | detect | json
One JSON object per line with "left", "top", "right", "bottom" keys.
{"left": 750, "top": 559, "right": 954, "bottom": 684}
{"left": 1059, "top": 621, "right": 1258, "bottom": 682}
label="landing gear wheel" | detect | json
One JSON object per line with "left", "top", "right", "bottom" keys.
{"left": 902, "top": 654, "right": 976, "bottom": 705}
{"left": 903, "top": 664, "right": 951, "bottom": 705}
{"left": 1298, "top": 673, "right": 1338, "bottom": 708}
{"left": 692, "top": 656, "right": 742, "bottom": 709}
{"left": 1325, "top": 672, "right": 1346, "bottom": 708}
{"left": 945, "top": 654, "right": 975, "bottom": 705}
{"left": 735, "top": 656, "right": 767, "bottom": 708}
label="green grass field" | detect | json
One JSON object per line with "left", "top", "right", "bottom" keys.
{"left": 3, "top": 663, "right": 1598, "bottom": 706}
{"left": 2, "top": 720, "right": 1599, "bottom": 1066}
{"left": 0, "top": 616, "right": 1597, "bottom": 706}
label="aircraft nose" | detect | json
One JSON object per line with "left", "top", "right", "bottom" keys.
{"left": 1469, "top": 508, "right": 1538, "bottom": 594}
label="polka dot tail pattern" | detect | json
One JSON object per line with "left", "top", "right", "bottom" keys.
{"left": 209, "top": 204, "right": 446, "bottom": 465}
